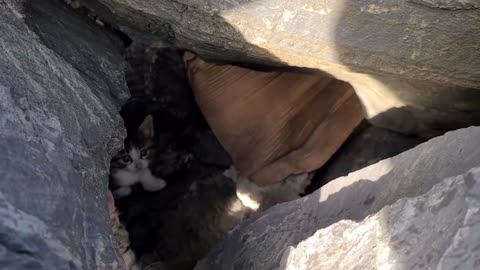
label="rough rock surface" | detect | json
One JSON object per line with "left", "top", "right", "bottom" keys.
{"left": 307, "top": 122, "right": 425, "bottom": 192}
{"left": 0, "top": 0, "right": 128, "bottom": 269}
{"left": 282, "top": 167, "right": 480, "bottom": 270}
{"left": 81, "top": 0, "right": 480, "bottom": 138}
{"left": 349, "top": 76, "right": 480, "bottom": 138}
{"left": 409, "top": 0, "right": 480, "bottom": 10}
{"left": 195, "top": 126, "right": 480, "bottom": 270}
{"left": 81, "top": 0, "right": 480, "bottom": 88}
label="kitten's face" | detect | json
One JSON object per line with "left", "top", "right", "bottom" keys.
{"left": 111, "top": 115, "right": 155, "bottom": 173}
{"left": 114, "top": 145, "right": 152, "bottom": 172}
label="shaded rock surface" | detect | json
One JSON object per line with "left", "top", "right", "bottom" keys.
{"left": 282, "top": 167, "right": 480, "bottom": 270}
{"left": 0, "top": 0, "right": 128, "bottom": 269}
{"left": 79, "top": 0, "right": 480, "bottom": 138}
{"left": 195, "top": 126, "right": 480, "bottom": 270}
{"left": 307, "top": 121, "right": 425, "bottom": 192}
{"left": 349, "top": 76, "right": 480, "bottom": 138}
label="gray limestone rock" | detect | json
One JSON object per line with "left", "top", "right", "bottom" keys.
{"left": 281, "top": 167, "right": 480, "bottom": 270}
{"left": 195, "top": 126, "right": 480, "bottom": 270}
{"left": 307, "top": 122, "right": 425, "bottom": 192}
{"left": 78, "top": 0, "right": 480, "bottom": 88}
{"left": 79, "top": 0, "right": 480, "bottom": 138}
{"left": 408, "top": 0, "right": 480, "bottom": 10}
{"left": 0, "top": 0, "right": 128, "bottom": 269}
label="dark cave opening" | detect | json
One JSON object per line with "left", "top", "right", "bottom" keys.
{"left": 110, "top": 45, "right": 241, "bottom": 270}
{"left": 108, "top": 42, "right": 425, "bottom": 269}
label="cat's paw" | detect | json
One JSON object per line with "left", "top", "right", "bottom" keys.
{"left": 142, "top": 178, "right": 167, "bottom": 192}
{"left": 113, "top": 186, "right": 132, "bottom": 198}
{"left": 139, "top": 170, "right": 167, "bottom": 192}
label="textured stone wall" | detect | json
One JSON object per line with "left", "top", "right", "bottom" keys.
{"left": 0, "top": 0, "right": 129, "bottom": 268}
{"left": 79, "top": 0, "right": 480, "bottom": 138}
{"left": 281, "top": 167, "right": 480, "bottom": 270}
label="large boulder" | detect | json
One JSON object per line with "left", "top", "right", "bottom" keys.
{"left": 76, "top": 0, "right": 480, "bottom": 138}
{"left": 282, "top": 167, "right": 480, "bottom": 270}
{"left": 195, "top": 126, "right": 480, "bottom": 270}
{"left": 0, "top": 0, "right": 128, "bottom": 269}
{"left": 78, "top": 0, "right": 480, "bottom": 87}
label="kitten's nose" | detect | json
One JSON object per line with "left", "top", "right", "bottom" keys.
{"left": 134, "top": 161, "right": 144, "bottom": 169}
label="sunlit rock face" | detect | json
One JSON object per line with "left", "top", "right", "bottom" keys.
{"left": 281, "top": 167, "right": 480, "bottom": 270}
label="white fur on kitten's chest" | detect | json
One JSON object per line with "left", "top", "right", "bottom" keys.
{"left": 113, "top": 168, "right": 161, "bottom": 186}
{"left": 112, "top": 169, "right": 166, "bottom": 197}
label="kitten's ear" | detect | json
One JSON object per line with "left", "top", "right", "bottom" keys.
{"left": 138, "top": 115, "right": 154, "bottom": 139}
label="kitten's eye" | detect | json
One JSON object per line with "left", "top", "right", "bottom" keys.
{"left": 122, "top": 156, "right": 132, "bottom": 163}
{"left": 140, "top": 149, "right": 149, "bottom": 159}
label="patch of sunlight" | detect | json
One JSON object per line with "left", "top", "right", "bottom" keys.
{"left": 318, "top": 159, "right": 394, "bottom": 203}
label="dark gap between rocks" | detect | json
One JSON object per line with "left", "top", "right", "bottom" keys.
{"left": 107, "top": 41, "right": 426, "bottom": 270}
{"left": 110, "top": 44, "right": 239, "bottom": 270}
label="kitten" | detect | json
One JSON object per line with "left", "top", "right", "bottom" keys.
{"left": 110, "top": 115, "right": 167, "bottom": 198}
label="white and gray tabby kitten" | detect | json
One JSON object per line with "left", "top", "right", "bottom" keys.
{"left": 110, "top": 115, "right": 166, "bottom": 198}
